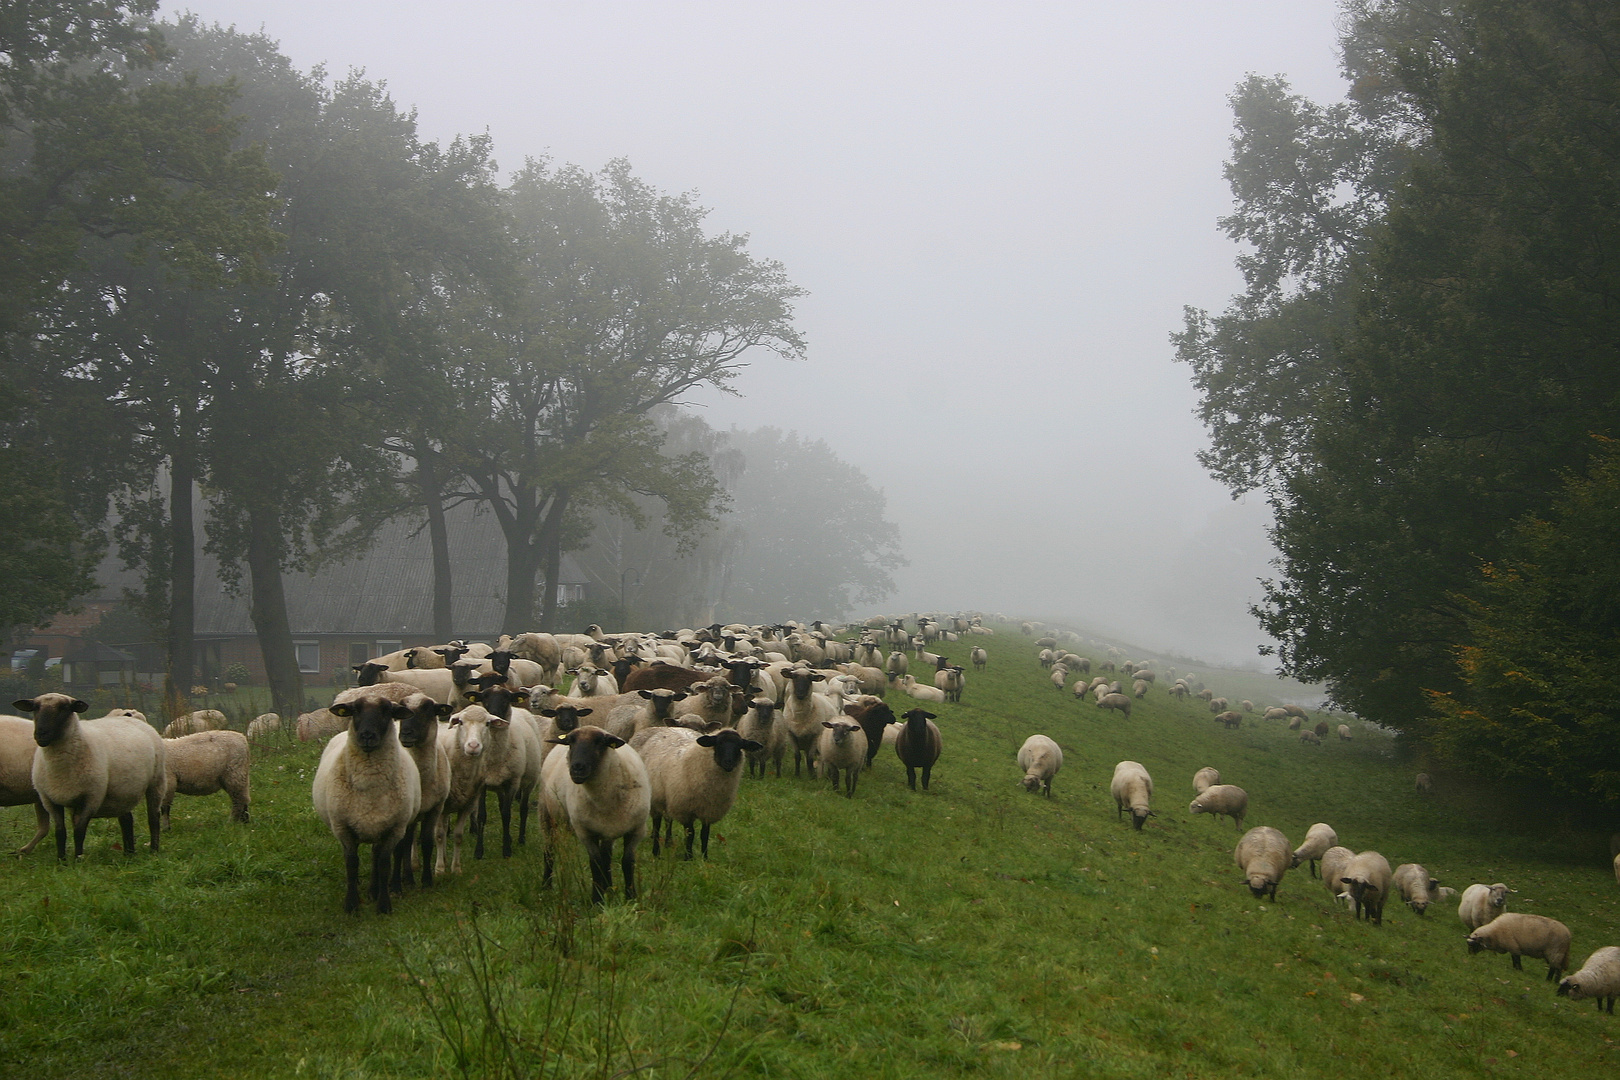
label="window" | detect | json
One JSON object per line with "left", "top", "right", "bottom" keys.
{"left": 375, "top": 640, "right": 402, "bottom": 656}
{"left": 348, "top": 642, "right": 371, "bottom": 668}
{"left": 295, "top": 641, "right": 322, "bottom": 674}
{"left": 557, "top": 584, "right": 585, "bottom": 604}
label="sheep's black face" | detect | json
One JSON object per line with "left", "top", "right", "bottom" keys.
{"left": 698, "top": 729, "right": 754, "bottom": 773}
{"left": 1556, "top": 978, "right": 1574, "bottom": 998}
{"left": 1246, "top": 878, "right": 1270, "bottom": 898}
{"left": 565, "top": 728, "right": 624, "bottom": 784}
{"left": 397, "top": 698, "right": 452, "bottom": 747}
{"left": 16, "top": 694, "right": 87, "bottom": 747}
{"left": 1467, "top": 936, "right": 1484, "bottom": 954}
{"left": 332, "top": 699, "right": 400, "bottom": 752}
{"left": 1131, "top": 809, "right": 1148, "bottom": 831}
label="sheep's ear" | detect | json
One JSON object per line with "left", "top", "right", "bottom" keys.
{"left": 637, "top": 690, "right": 654, "bottom": 699}
{"left": 809, "top": 673, "right": 825, "bottom": 681}
{"left": 513, "top": 691, "right": 530, "bottom": 705}
{"left": 603, "top": 734, "right": 626, "bottom": 748}
{"left": 465, "top": 691, "right": 483, "bottom": 704}
{"left": 548, "top": 732, "right": 573, "bottom": 745}
{"left": 747, "top": 684, "right": 762, "bottom": 694}
{"left": 573, "top": 707, "right": 592, "bottom": 717}
{"left": 696, "top": 734, "right": 718, "bottom": 746}
{"left": 740, "top": 739, "right": 763, "bottom": 752}
{"left": 11, "top": 698, "right": 35, "bottom": 712}
{"left": 331, "top": 703, "right": 355, "bottom": 718}
{"left": 434, "top": 704, "right": 455, "bottom": 719}
{"left": 351, "top": 665, "right": 365, "bottom": 672}
{"left": 390, "top": 703, "right": 414, "bottom": 719}
{"left": 822, "top": 720, "right": 838, "bottom": 729}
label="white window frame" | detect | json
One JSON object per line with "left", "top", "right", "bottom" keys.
{"left": 295, "top": 641, "right": 322, "bottom": 674}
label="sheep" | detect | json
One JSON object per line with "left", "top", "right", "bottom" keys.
{"left": 1192, "top": 766, "right": 1220, "bottom": 794}
{"left": 740, "top": 697, "right": 786, "bottom": 778}
{"left": 672, "top": 675, "right": 742, "bottom": 730}
{"left": 1415, "top": 772, "right": 1432, "bottom": 796}
{"left": 569, "top": 666, "right": 620, "bottom": 698}
{"left": 843, "top": 697, "right": 897, "bottom": 767}
{"left": 1188, "top": 785, "right": 1248, "bottom": 830}
{"left": 1240, "top": 699, "right": 1253, "bottom": 712}
{"left": 631, "top": 726, "right": 761, "bottom": 855}
{"left": 1050, "top": 666, "right": 1069, "bottom": 692}
{"left": 1339, "top": 851, "right": 1393, "bottom": 924}
{"left": 815, "top": 720, "right": 868, "bottom": 797}
{"left": 1558, "top": 947, "right": 1620, "bottom": 1013}
{"left": 895, "top": 707, "right": 942, "bottom": 791}
{"left": 1459, "top": 883, "right": 1512, "bottom": 929}
{"left": 1299, "top": 730, "right": 1321, "bottom": 745}
{"left": 1320, "top": 846, "right": 1355, "bottom": 902}
{"left": 1287, "top": 716, "right": 1303, "bottom": 731}
{"left": 1615, "top": 852, "right": 1620, "bottom": 890}
{"left": 1467, "top": 913, "right": 1572, "bottom": 981}
{"left": 1290, "top": 823, "right": 1338, "bottom": 877}
{"left": 163, "top": 709, "right": 225, "bottom": 738}
{"left": 310, "top": 692, "right": 422, "bottom": 913}
{"left": 354, "top": 662, "right": 474, "bottom": 707}
{"left": 886, "top": 650, "right": 910, "bottom": 681}
{"left": 1337, "top": 724, "right": 1352, "bottom": 741}
{"left": 1097, "top": 692, "right": 1132, "bottom": 718}
{"left": 435, "top": 705, "right": 491, "bottom": 875}
{"left": 1283, "top": 705, "right": 1309, "bottom": 719}
{"left": 597, "top": 687, "right": 690, "bottom": 740}
{"left": 297, "top": 708, "right": 347, "bottom": 743}
{"left": 1017, "top": 734, "right": 1062, "bottom": 797}
{"left": 499, "top": 632, "right": 564, "bottom": 680}
{"left": 540, "top": 726, "right": 650, "bottom": 903}
{"left": 1038, "top": 648, "right": 1054, "bottom": 669}
{"left": 970, "top": 646, "right": 987, "bottom": 671}
{"left": 393, "top": 692, "right": 455, "bottom": 891}
{"left": 1393, "top": 863, "right": 1442, "bottom": 915}
{"left": 933, "top": 665, "right": 965, "bottom": 703}
{"left": 1313, "top": 721, "right": 1331, "bottom": 737}
{"left": 1208, "top": 697, "right": 1229, "bottom": 714}
{"left": 1110, "top": 761, "right": 1153, "bottom": 830}
{"left": 1214, "top": 710, "right": 1242, "bottom": 729}
{"left": 1262, "top": 707, "right": 1289, "bottom": 721}
{"left": 160, "top": 730, "right": 251, "bottom": 829}
{"left": 1197, "top": 689, "right": 1214, "bottom": 702}
{"left": 1132, "top": 679, "right": 1148, "bottom": 698}
{"left": 899, "top": 674, "right": 948, "bottom": 704}
{"left": 246, "top": 712, "right": 282, "bottom": 742}
{"left": 16, "top": 694, "right": 165, "bottom": 860}
{"left": 461, "top": 686, "right": 543, "bottom": 860}
{"left": 0, "top": 714, "right": 50, "bottom": 854}
{"left": 781, "top": 668, "right": 841, "bottom": 777}
{"left": 1234, "top": 826, "right": 1290, "bottom": 901}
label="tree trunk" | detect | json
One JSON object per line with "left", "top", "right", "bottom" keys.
{"left": 245, "top": 502, "right": 303, "bottom": 718}
{"left": 501, "top": 530, "right": 541, "bottom": 636}
{"left": 164, "top": 440, "right": 195, "bottom": 719}
{"left": 535, "top": 488, "right": 572, "bottom": 634}
{"left": 416, "top": 453, "right": 454, "bottom": 642}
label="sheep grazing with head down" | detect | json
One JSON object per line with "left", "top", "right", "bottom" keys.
{"left": 0, "top": 714, "right": 51, "bottom": 855}
{"left": 1234, "top": 826, "right": 1290, "bottom": 901}
{"left": 1467, "top": 913, "right": 1572, "bottom": 981}
{"left": 1319, "top": 846, "right": 1355, "bottom": 903}
{"left": 1393, "top": 863, "right": 1442, "bottom": 915}
{"left": 1110, "top": 761, "right": 1153, "bottom": 830}
{"left": 160, "top": 729, "right": 251, "bottom": 829}
{"left": 1189, "top": 785, "right": 1248, "bottom": 830}
{"left": 1558, "top": 947, "right": 1620, "bottom": 1013}
{"left": 1339, "top": 851, "right": 1394, "bottom": 924}
{"left": 1415, "top": 772, "right": 1433, "bottom": 796}
{"left": 1192, "top": 766, "right": 1220, "bottom": 794}
{"left": 1017, "top": 735, "right": 1063, "bottom": 797}
{"left": 1290, "top": 823, "right": 1338, "bottom": 878}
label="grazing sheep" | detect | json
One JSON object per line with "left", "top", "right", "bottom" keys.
{"left": 1050, "top": 667, "right": 1069, "bottom": 692}
{"left": 1393, "top": 863, "right": 1442, "bottom": 915}
{"left": 311, "top": 693, "right": 422, "bottom": 913}
{"left": 815, "top": 720, "right": 868, "bottom": 797}
{"left": 1467, "top": 913, "right": 1572, "bottom": 981}
{"left": 1339, "top": 851, "right": 1394, "bottom": 924}
{"left": 17, "top": 694, "right": 166, "bottom": 860}
{"left": 539, "top": 726, "right": 650, "bottom": 903}
{"left": 1415, "top": 772, "right": 1432, "bottom": 796}
{"left": 1188, "top": 784, "right": 1248, "bottom": 830}
{"left": 1558, "top": 947, "right": 1620, "bottom": 1013}
{"left": 1320, "top": 846, "right": 1355, "bottom": 901}
{"left": 1299, "top": 730, "right": 1321, "bottom": 745}
{"left": 1337, "top": 724, "right": 1352, "bottom": 741}
{"left": 1017, "top": 735, "right": 1062, "bottom": 797}
{"left": 631, "top": 726, "right": 761, "bottom": 856}
{"left": 1287, "top": 716, "right": 1303, "bottom": 731}
{"left": 1240, "top": 700, "right": 1254, "bottom": 713}
{"left": 1133, "top": 679, "right": 1148, "bottom": 698}
{"left": 1192, "top": 766, "right": 1220, "bottom": 794}
{"left": 1283, "top": 705, "right": 1309, "bottom": 719}
{"left": 246, "top": 712, "right": 282, "bottom": 742}
{"left": 1208, "top": 697, "right": 1228, "bottom": 713}
{"left": 1214, "top": 710, "right": 1242, "bottom": 729}
{"left": 1614, "top": 852, "right": 1620, "bottom": 890}
{"left": 1459, "top": 883, "right": 1512, "bottom": 929}
{"left": 1234, "top": 826, "right": 1290, "bottom": 901}
{"left": 1097, "top": 693, "right": 1132, "bottom": 718}
{"left": 0, "top": 715, "right": 50, "bottom": 854}
{"left": 163, "top": 709, "right": 225, "bottom": 738}
{"left": 1038, "top": 649, "right": 1054, "bottom": 669}
{"left": 1110, "top": 761, "right": 1153, "bottom": 830}
{"left": 895, "top": 708, "right": 942, "bottom": 791}
{"left": 160, "top": 730, "right": 251, "bottom": 828}
{"left": 1290, "top": 823, "right": 1338, "bottom": 878}
{"left": 1262, "top": 707, "right": 1289, "bottom": 721}
{"left": 1313, "top": 721, "right": 1330, "bottom": 737}
{"left": 739, "top": 697, "right": 786, "bottom": 778}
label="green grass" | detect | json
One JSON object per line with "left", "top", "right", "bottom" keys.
{"left": 2, "top": 625, "right": 1618, "bottom": 1078}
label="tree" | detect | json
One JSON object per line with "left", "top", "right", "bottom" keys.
{"left": 457, "top": 158, "right": 805, "bottom": 633}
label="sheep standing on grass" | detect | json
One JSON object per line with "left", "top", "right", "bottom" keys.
{"left": 1192, "top": 767, "right": 1220, "bottom": 795}
{"left": 895, "top": 708, "right": 942, "bottom": 791}
{"left": 1189, "top": 785, "right": 1248, "bottom": 830}
{"left": 0, "top": 714, "right": 50, "bottom": 854}
{"left": 1415, "top": 772, "right": 1432, "bottom": 796}
{"left": 1017, "top": 735, "right": 1062, "bottom": 797}
{"left": 739, "top": 697, "right": 785, "bottom": 778}
{"left": 1393, "top": 863, "right": 1441, "bottom": 915}
{"left": 1459, "top": 882, "right": 1512, "bottom": 929}
{"left": 1290, "top": 823, "right": 1338, "bottom": 878}
{"left": 246, "top": 713, "right": 282, "bottom": 742}
{"left": 1097, "top": 693, "right": 1132, "bottom": 718}
{"left": 434, "top": 706, "right": 491, "bottom": 876}
{"left": 1467, "top": 913, "right": 1572, "bottom": 981}
{"left": 1339, "top": 851, "right": 1393, "bottom": 924}
{"left": 1234, "top": 826, "right": 1290, "bottom": 901}
{"left": 160, "top": 730, "right": 251, "bottom": 828}
{"left": 1320, "top": 846, "right": 1355, "bottom": 902}
{"left": 631, "top": 726, "right": 761, "bottom": 855}
{"left": 1110, "top": 761, "right": 1153, "bottom": 830}
{"left": 1558, "top": 947, "right": 1620, "bottom": 1013}
{"left": 18, "top": 694, "right": 166, "bottom": 860}
{"left": 971, "top": 647, "right": 987, "bottom": 671}
{"left": 311, "top": 694, "right": 422, "bottom": 914}
{"left": 1299, "top": 730, "right": 1321, "bottom": 745}
{"left": 816, "top": 720, "right": 868, "bottom": 797}
{"left": 394, "top": 692, "right": 454, "bottom": 891}
{"left": 163, "top": 709, "right": 225, "bottom": 738}
{"left": 540, "top": 726, "right": 650, "bottom": 903}
{"left": 1337, "top": 724, "right": 1352, "bottom": 741}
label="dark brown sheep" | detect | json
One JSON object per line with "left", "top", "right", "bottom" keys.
{"left": 895, "top": 708, "right": 942, "bottom": 791}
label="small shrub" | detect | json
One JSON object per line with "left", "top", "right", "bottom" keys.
{"left": 223, "top": 662, "right": 252, "bottom": 684}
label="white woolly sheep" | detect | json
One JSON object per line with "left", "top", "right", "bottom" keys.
{"left": 601, "top": 688, "right": 690, "bottom": 740}
{"left": 1240, "top": 699, "right": 1254, "bottom": 712}
{"left": 1234, "top": 826, "right": 1290, "bottom": 901}
{"left": 781, "top": 668, "right": 842, "bottom": 776}
{"left": 1189, "top": 785, "right": 1248, "bottom": 830}
{"left": 1459, "top": 882, "right": 1512, "bottom": 929}
{"left": 461, "top": 686, "right": 544, "bottom": 860}
{"left": 1290, "top": 823, "right": 1338, "bottom": 877}
{"left": 1337, "top": 724, "right": 1352, "bottom": 741}
{"left": 1097, "top": 693, "right": 1133, "bottom": 718}
{"left": 569, "top": 666, "right": 620, "bottom": 698}
{"left": 1415, "top": 772, "right": 1432, "bottom": 796}
{"left": 932, "top": 665, "right": 965, "bottom": 703}
{"left": 1339, "top": 851, "right": 1393, "bottom": 924}
{"left": 1558, "top": 946, "right": 1620, "bottom": 1012}
{"left": 540, "top": 725, "right": 650, "bottom": 903}
{"left": 393, "top": 692, "right": 454, "bottom": 890}
{"left": 0, "top": 714, "right": 50, "bottom": 854}
{"left": 1110, "top": 761, "right": 1153, "bottom": 830}
{"left": 631, "top": 726, "right": 761, "bottom": 855}
{"left": 1393, "top": 863, "right": 1441, "bottom": 915}
{"left": 1133, "top": 679, "right": 1148, "bottom": 699}
{"left": 1262, "top": 707, "right": 1289, "bottom": 721}
{"left": 739, "top": 697, "right": 785, "bottom": 778}
{"left": 311, "top": 692, "right": 422, "bottom": 913}
{"left": 1299, "top": 730, "right": 1321, "bottom": 744}
{"left": 815, "top": 720, "right": 868, "bottom": 797}
{"left": 1468, "top": 913, "right": 1572, "bottom": 981}
{"left": 17, "top": 694, "right": 165, "bottom": 860}
{"left": 434, "top": 705, "right": 491, "bottom": 875}
{"left": 900, "top": 674, "right": 948, "bottom": 704}
{"left": 245, "top": 712, "right": 282, "bottom": 742}
{"left": 163, "top": 709, "right": 225, "bottom": 738}
{"left": 160, "top": 729, "right": 251, "bottom": 828}
{"left": 1320, "top": 846, "right": 1355, "bottom": 901}
{"left": 1017, "top": 735, "right": 1062, "bottom": 797}
{"left": 971, "top": 647, "right": 987, "bottom": 671}
{"left": 1192, "top": 766, "right": 1220, "bottom": 794}
{"left": 672, "top": 675, "right": 741, "bottom": 730}
{"left": 1214, "top": 710, "right": 1242, "bottom": 729}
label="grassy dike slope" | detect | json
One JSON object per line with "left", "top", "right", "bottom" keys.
{"left": 1, "top": 626, "right": 1618, "bottom": 1079}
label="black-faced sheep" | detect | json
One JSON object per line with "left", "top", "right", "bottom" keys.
{"left": 160, "top": 729, "right": 251, "bottom": 828}
{"left": 1234, "top": 826, "right": 1290, "bottom": 901}
{"left": 1189, "top": 784, "right": 1248, "bottom": 830}
{"left": 540, "top": 726, "right": 650, "bottom": 903}
{"left": 1467, "top": 913, "right": 1572, "bottom": 981}
{"left": 1558, "top": 946, "right": 1620, "bottom": 1012}
{"left": 1110, "top": 761, "right": 1153, "bottom": 830}
{"left": 1339, "top": 851, "right": 1393, "bottom": 924}
{"left": 1017, "top": 735, "right": 1063, "bottom": 797}
{"left": 1459, "top": 882, "right": 1512, "bottom": 929}
{"left": 895, "top": 708, "right": 942, "bottom": 791}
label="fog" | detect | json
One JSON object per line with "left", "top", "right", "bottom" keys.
{"left": 168, "top": 0, "right": 1346, "bottom": 666}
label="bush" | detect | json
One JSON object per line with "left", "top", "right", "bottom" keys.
{"left": 223, "top": 662, "right": 252, "bottom": 685}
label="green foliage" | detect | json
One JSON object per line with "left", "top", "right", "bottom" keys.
{"left": 0, "top": 449, "right": 102, "bottom": 642}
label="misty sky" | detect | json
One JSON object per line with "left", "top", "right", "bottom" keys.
{"left": 167, "top": 1, "right": 1348, "bottom": 665}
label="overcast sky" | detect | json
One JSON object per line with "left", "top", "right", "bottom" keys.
{"left": 168, "top": 1, "right": 1348, "bottom": 665}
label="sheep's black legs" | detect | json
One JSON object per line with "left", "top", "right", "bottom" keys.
{"left": 621, "top": 839, "right": 638, "bottom": 900}
{"left": 472, "top": 790, "right": 487, "bottom": 859}
{"left": 118, "top": 812, "right": 135, "bottom": 854}
{"left": 341, "top": 841, "right": 362, "bottom": 913}
{"left": 588, "top": 838, "right": 612, "bottom": 904}
{"left": 497, "top": 787, "right": 515, "bottom": 858}
{"left": 72, "top": 810, "right": 90, "bottom": 858}
{"left": 371, "top": 842, "right": 393, "bottom": 914}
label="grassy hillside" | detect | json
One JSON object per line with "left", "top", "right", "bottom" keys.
{"left": 1, "top": 625, "right": 1617, "bottom": 1079}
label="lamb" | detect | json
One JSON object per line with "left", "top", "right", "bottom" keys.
{"left": 1097, "top": 693, "right": 1132, "bottom": 718}
{"left": 816, "top": 720, "right": 868, "bottom": 797}
{"left": 1320, "top": 846, "right": 1355, "bottom": 901}
{"left": 1017, "top": 734, "right": 1062, "bottom": 797}
{"left": 970, "top": 646, "right": 988, "bottom": 671}
{"left": 1557, "top": 947, "right": 1620, "bottom": 1012}
{"left": 1467, "top": 913, "right": 1572, "bottom": 981}
{"left": 899, "top": 674, "right": 948, "bottom": 704}
{"left": 246, "top": 712, "right": 282, "bottom": 742}
{"left": 895, "top": 708, "right": 942, "bottom": 791}
{"left": 739, "top": 697, "right": 786, "bottom": 778}
{"left": 540, "top": 726, "right": 650, "bottom": 903}
{"left": 1393, "top": 863, "right": 1442, "bottom": 915}
{"left": 631, "top": 726, "right": 761, "bottom": 855}
{"left": 1299, "top": 730, "right": 1321, "bottom": 744}
{"left": 1337, "top": 724, "right": 1352, "bottom": 741}
{"left": 434, "top": 705, "right": 491, "bottom": 875}
{"left": 17, "top": 694, "right": 165, "bottom": 860}
{"left": 310, "top": 692, "right": 422, "bottom": 913}
{"left": 933, "top": 665, "right": 965, "bottom": 703}
{"left": 843, "top": 697, "right": 898, "bottom": 767}
{"left": 1290, "top": 823, "right": 1338, "bottom": 877}
{"left": 1339, "top": 850, "right": 1393, "bottom": 924}
{"left": 1234, "top": 826, "right": 1290, "bottom": 901}
{"left": 163, "top": 709, "right": 225, "bottom": 738}
{"left": 160, "top": 730, "right": 251, "bottom": 829}
{"left": 1458, "top": 883, "right": 1512, "bottom": 929}
{"left": 0, "top": 714, "right": 50, "bottom": 854}
{"left": 1192, "top": 766, "right": 1220, "bottom": 794}
{"left": 1109, "top": 760, "right": 1153, "bottom": 830}
{"left": 1188, "top": 784, "right": 1248, "bottom": 830}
